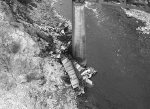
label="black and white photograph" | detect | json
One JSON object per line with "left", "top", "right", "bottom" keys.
{"left": 0, "top": 0, "right": 150, "bottom": 109}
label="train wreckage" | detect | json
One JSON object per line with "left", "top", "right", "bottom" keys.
{"left": 0, "top": 0, "right": 98, "bottom": 108}
{"left": 61, "top": 55, "right": 97, "bottom": 94}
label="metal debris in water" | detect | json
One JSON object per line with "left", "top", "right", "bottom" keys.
{"left": 61, "top": 55, "right": 97, "bottom": 95}
{"left": 73, "top": 61, "right": 97, "bottom": 87}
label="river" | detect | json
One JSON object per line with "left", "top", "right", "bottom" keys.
{"left": 55, "top": 1, "right": 150, "bottom": 109}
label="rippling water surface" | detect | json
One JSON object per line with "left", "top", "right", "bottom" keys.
{"left": 56, "top": 1, "right": 150, "bottom": 109}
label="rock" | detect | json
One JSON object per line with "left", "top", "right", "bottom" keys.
{"left": 0, "top": 1, "right": 78, "bottom": 109}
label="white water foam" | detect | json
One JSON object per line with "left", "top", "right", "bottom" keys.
{"left": 123, "top": 8, "right": 150, "bottom": 34}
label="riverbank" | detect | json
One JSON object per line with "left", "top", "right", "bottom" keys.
{"left": 0, "top": 1, "right": 78, "bottom": 109}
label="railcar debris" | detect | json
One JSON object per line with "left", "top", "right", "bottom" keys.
{"left": 61, "top": 55, "right": 97, "bottom": 94}
{"left": 73, "top": 61, "right": 97, "bottom": 87}
{"left": 61, "top": 55, "right": 80, "bottom": 89}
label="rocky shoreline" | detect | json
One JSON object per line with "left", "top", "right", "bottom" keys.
{"left": 0, "top": 0, "right": 97, "bottom": 109}
{"left": 1, "top": 0, "right": 150, "bottom": 109}
{"left": 0, "top": 0, "right": 77, "bottom": 109}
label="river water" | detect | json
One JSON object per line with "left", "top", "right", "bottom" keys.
{"left": 85, "top": 3, "right": 150, "bottom": 109}
{"left": 55, "top": 1, "right": 150, "bottom": 109}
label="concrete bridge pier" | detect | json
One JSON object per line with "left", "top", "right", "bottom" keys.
{"left": 72, "top": 1, "right": 87, "bottom": 66}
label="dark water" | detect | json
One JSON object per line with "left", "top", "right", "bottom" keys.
{"left": 55, "top": 1, "right": 150, "bottom": 109}
{"left": 86, "top": 4, "right": 150, "bottom": 109}
{"left": 54, "top": 0, "right": 72, "bottom": 21}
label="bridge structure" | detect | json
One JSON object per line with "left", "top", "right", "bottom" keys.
{"left": 72, "top": 0, "right": 150, "bottom": 67}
